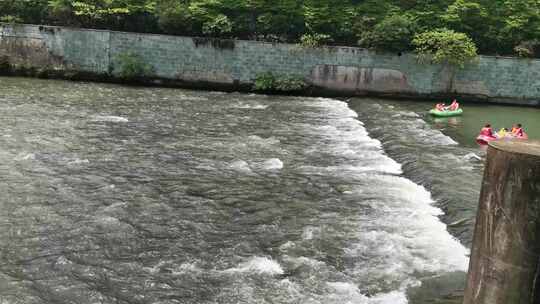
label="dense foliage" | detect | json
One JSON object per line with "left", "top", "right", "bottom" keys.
{"left": 254, "top": 72, "right": 307, "bottom": 92}
{"left": 116, "top": 52, "right": 154, "bottom": 79}
{"left": 413, "top": 29, "right": 478, "bottom": 67}
{"left": 1, "top": 0, "right": 539, "bottom": 57}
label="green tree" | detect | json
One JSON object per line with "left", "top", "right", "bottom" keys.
{"left": 500, "top": 0, "right": 540, "bottom": 55}
{"left": 156, "top": 0, "right": 194, "bottom": 35}
{"left": 1, "top": 0, "right": 540, "bottom": 57}
{"left": 303, "top": 0, "right": 356, "bottom": 44}
{"left": 413, "top": 29, "right": 478, "bottom": 92}
{"left": 254, "top": 0, "right": 305, "bottom": 42}
{"left": 441, "top": 0, "right": 491, "bottom": 52}
{"left": 0, "top": 0, "right": 49, "bottom": 24}
{"left": 202, "top": 13, "right": 232, "bottom": 36}
{"left": 413, "top": 29, "right": 478, "bottom": 67}
{"left": 359, "top": 14, "right": 418, "bottom": 52}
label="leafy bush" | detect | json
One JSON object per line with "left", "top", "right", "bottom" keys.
{"left": 413, "top": 29, "right": 478, "bottom": 67}
{"left": 116, "top": 52, "right": 153, "bottom": 80}
{"left": 156, "top": 1, "right": 193, "bottom": 35}
{"left": 0, "top": 15, "right": 22, "bottom": 23}
{"left": 514, "top": 40, "right": 540, "bottom": 58}
{"left": 4, "top": 0, "right": 540, "bottom": 57}
{"left": 359, "top": 14, "right": 418, "bottom": 52}
{"left": 254, "top": 72, "right": 307, "bottom": 92}
{"left": 300, "top": 33, "right": 332, "bottom": 48}
{"left": 202, "top": 14, "right": 233, "bottom": 36}
{"left": 275, "top": 77, "right": 307, "bottom": 91}
{"left": 254, "top": 72, "right": 276, "bottom": 91}
{"left": 442, "top": 0, "right": 488, "bottom": 33}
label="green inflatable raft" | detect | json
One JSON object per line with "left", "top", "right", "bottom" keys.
{"left": 429, "top": 108, "right": 463, "bottom": 117}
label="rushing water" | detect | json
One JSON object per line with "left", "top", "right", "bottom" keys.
{"left": 4, "top": 76, "right": 532, "bottom": 304}
{"left": 349, "top": 99, "right": 540, "bottom": 247}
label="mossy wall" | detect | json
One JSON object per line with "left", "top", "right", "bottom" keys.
{"left": 1, "top": 23, "right": 539, "bottom": 106}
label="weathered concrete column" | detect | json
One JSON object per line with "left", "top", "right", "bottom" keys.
{"left": 463, "top": 140, "right": 540, "bottom": 304}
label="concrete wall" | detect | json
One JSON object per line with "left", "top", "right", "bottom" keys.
{"left": 1, "top": 23, "right": 539, "bottom": 106}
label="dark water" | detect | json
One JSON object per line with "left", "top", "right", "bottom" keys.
{"left": 4, "top": 77, "right": 533, "bottom": 304}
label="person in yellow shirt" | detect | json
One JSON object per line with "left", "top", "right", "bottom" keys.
{"left": 497, "top": 127, "right": 508, "bottom": 138}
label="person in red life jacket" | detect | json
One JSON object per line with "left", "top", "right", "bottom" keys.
{"left": 480, "top": 123, "right": 496, "bottom": 138}
{"left": 449, "top": 99, "right": 460, "bottom": 111}
{"left": 512, "top": 123, "right": 525, "bottom": 137}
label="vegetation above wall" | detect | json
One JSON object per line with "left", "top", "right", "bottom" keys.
{"left": 1, "top": 0, "right": 540, "bottom": 58}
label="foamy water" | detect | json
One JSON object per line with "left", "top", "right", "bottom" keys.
{"left": 1, "top": 78, "right": 469, "bottom": 304}
{"left": 348, "top": 99, "right": 486, "bottom": 248}
{"left": 91, "top": 115, "right": 129, "bottom": 122}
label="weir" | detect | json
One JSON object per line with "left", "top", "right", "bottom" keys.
{"left": 463, "top": 140, "right": 540, "bottom": 304}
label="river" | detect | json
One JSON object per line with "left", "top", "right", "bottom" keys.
{"left": 1, "top": 77, "right": 539, "bottom": 304}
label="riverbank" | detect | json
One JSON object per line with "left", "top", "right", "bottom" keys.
{"left": 1, "top": 23, "right": 540, "bottom": 106}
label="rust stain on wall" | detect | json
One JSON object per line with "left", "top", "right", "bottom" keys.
{"left": 0, "top": 36, "right": 65, "bottom": 68}
{"left": 310, "top": 64, "right": 416, "bottom": 94}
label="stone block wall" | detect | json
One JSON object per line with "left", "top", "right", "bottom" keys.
{"left": 1, "top": 23, "right": 539, "bottom": 106}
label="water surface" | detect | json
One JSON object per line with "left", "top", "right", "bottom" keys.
{"left": 3, "top": 77, "right": 528, "bottom": 304}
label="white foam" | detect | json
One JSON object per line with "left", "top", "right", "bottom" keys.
{"left": 67, "top": 158, "right": 89, "bottom": 165}
{"left": 343, "top": 174, "right": 469, "bottom": 284}
{"left": 325, "top": 282, "right": 370, "bottom": 303}
{"left": 464, "top": 152, "right": 482, "bottom": 161}
{"left": 399, "top": 111, "right": 420, "bottom": 118}
{"left": 284, "top": 256, "right": 325, "bottom": 268}
{"left": 14, "top": 152, "right": 35, "bottom": 161}
{"left": 224, "top": 257, "right": 284, "bottom": 275}
{"left": 279, "top": 241, "right": 296, "bottom": 251}
{"left": 232, "top": 102, "right": 269, "bottom": 110}
{"left": 172, "top": 263, "right": 201, "bottom": 275}
{"left": 55, "top": 255, "right": 71, "bottom": 266}
{"left": 301, "top": 226, "right": 319, "bottom": 240}
{"left": 91, "top": 115, "right": 129, "bottom": 123}
{"left": 308, "top": 98, "right": 359, "bottom": 118}
{"left": 229, "top": 160, "right": 252, "bottom": 173}
{"left": 369, "top": 290, "right": 408, "bottom": 304}
{"left": 409, "top": 119, "right": 458, "bottom": 146}
{"left": 324, "top": 282, "right": 408, "bottom": 304}
{"left": 102, "top": 202, "right": 126, "bottom": 213}
{"left": 299, "top": 162, "right": 402, "bottom": 177}
{"left": 247, "top": 135, "right": 280, "bottom": 145}
{"left": 95, "top": 215, "right": 121, "bottom": 226}
{"left": 302, "top": 98, "right": 468, "bottom": 301}
{"left": 262, "top": 158, "right": 284, "bottom": 170}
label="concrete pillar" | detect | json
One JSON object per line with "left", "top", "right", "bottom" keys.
{"left": 463, "top": 140, "right": 540, "bottom": 304}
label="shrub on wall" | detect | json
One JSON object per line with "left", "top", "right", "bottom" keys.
{"left": 275, "top": 77, "right": 308, "bottom": 91}
{"left": 254, "top": 72, "right": 307, "bottom": 92}
{"left": 116, "top": 52, "right": 153, "bottom": 80}
{"left": 254, "top": 72, "right": 276, "bottom": 91}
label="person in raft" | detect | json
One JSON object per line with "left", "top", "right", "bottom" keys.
{"left": 480, "top": 124, "right": 496, "bottom": 138}
{"left": 448, "top": 99, "right": 460, "bottom": 111}
{"left": 435, "top": 103, "right": 446, "bottom": 111}
{"left": 497, "top": 127, "right": 509, "bottom": 138}
{"left": 511, "top": 123, "right": 525, "bottom": 137}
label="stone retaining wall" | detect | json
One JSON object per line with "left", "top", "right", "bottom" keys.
{"left": 1, "top": 23, "right": 539, "bottom": 106}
